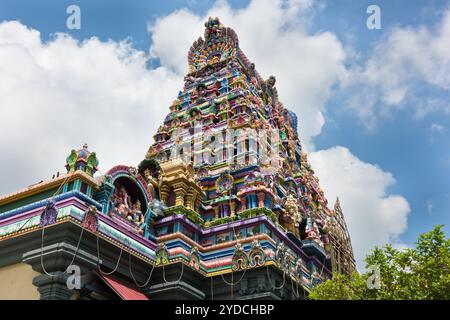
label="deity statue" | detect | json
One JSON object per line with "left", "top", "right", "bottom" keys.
{"left": 261, "top": 75, "right": 277, "bottom": 107}
{"left": 131, "top": 200, "right": 146, "bottom": 234}
{"left": 281, "top": 192, "right": 302, "bottom": 238}
{"left": 82, "top": 205, "right": 98, "bottom": 232}
{"left": 305, "top": 217, "right": 322, "bottom": 245}
{"left": 234, "top": 74, "right": 248, "bottom": 90}
{"left": 111, "top": 184, "right": 133, "bottom": 218}
{"left": 204, "top": 17, "right": 223, "bottom": 46}
{"left": 247, "top": 63, "right": 258, "bottom": 85}
{"left": 39, "top": 199, "right": 58, "bottom": 227}
{"left": 321, "top": 217, "right": 332, "bottom": 254}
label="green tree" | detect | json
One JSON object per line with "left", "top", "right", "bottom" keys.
{"left": 309, "top": 225, "right": 450, "bottom": 300}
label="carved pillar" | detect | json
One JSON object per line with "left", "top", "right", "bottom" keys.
{"left": 257, "top": 192, "right": 265, "bottom": 208}
{"left": 160, "top": 184, "right": 171, "bottom": 205}
{"left": 194, "top": 198, "right": 202, "bottom": 212}
{"left": 185, "top": 191, "right": 193, "bottom": 209}
{"left": 230, "top": 201, "right": 236, "bottom": 217}
{"left": 241, "top": 196, "right": 247, "bottom": 211}
{"left": 97, "top": 181, "right": 115, "bottom": 214}
{"left": 213, "top": 206, "right": 219, "bottom": 219}
{"left": 185, "top": 189, "right": 198, "bottom": 210}
{"left": 32, "top": 272, "right": 74, "bottom": 300}
{"left": 237, "top": 135, "right": 246, "bottom": 166}
{"left": 173, "top": 182, "right": 188, "bottom": 207}
{"left": 23, "top": 240, "right": 99, "bottom": 300}
{"left": 175, "top": 191, "right": 186, "bottom": 206}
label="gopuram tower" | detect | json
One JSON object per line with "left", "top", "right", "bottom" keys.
{"left": 144, "top": 17, "right": 356, "bottom": 291}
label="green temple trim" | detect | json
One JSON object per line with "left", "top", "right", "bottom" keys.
{"left": 164, "top": 205, "right": 204, "bottom": 225}
{"left": 206, "top": 215, "right": 237, "bottom": 227}
{"left": 238, "top": 207, "right": 278, "bottom": 223}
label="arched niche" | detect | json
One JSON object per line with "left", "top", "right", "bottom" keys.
{"left": 113, "top": 176, "right": 148, "bottom": 214}
{"left": 105, "top": 165, "right": 153, "bottom": 234}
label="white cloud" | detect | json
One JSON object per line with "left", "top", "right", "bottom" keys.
{"left": 430, "top": 123, "right": 446, "bottom": 134}
{"left": 0, "top": 21, "right": 182, "bottom": 194}
{"left": 345, "top": 7, "right": 450, "bottom": 128}
{"left": 309, "top": 146, "right": 410, "bottom": 269}
{"left": 426, "top": 200, "right": 434, "bottom": 215}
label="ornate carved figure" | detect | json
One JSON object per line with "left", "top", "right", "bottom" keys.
{"left": 108, "top": 181, "right": 148, "bottom": 233}
{"left": 131, "top": 200, "right": 145, "bottom": 234}
{"left": 232, "top": 242, "right": 248, "bottom": 271}
{"left": 155, "top": 243, "right": 169, "bottom": 266}
{"left": 282, "top": 192, "right": 302, "bottom": 238}
{"left": 189, "top": 247, "right": 200, "bottom": 271}
{"left": 274, "top": 242, "right": 286, "bottom": 267}
{"left": 249, "top": 240, "right": 266, "bottom": 268}
{"left": 321, "top": 217, "right": 332, "bottom": 254}
{"left": 261, "top": 75, "right": 277, "bottom": 107}
{"left": 293, "top": 258, "right": 304, "bottom": 279}
{"left": 82, "top": 205, "right": 98, "bottom": 232}
{"left": 305, "top": 217, "right": 322, "bottom": 245}
{"left": 39, "top": 199, "right": 58, "bottom": 227}
{"left": 111, "top": 185, "right": 132, "bottom": 217}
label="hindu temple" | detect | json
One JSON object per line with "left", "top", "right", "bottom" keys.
{"left": 0, "top": 17, "right": 355, "bottom": 300}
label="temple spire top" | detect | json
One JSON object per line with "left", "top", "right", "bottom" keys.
{"left": 334, "top": 197, "right": 342, "bottom": 212}
{"left": 187, "top": 17, "right": 239, "bottom": 73}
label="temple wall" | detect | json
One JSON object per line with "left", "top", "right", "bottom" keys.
{"left": 0, "top": 263, "right": 40, "bottom": 300}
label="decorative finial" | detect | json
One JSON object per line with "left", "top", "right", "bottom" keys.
{"left": 334, "top": 197, "right": 342, "bottom": 212}
{"left": 65, "top": 143, "right": 99, "bottom": 176}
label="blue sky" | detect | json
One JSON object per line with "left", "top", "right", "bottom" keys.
{"left": 0, "top": 0, "right": 449, "bottom": 266}
{"left": 312, "top": 0, "right": 450, "bottom": 245}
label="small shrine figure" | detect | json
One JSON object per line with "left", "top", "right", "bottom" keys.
{"left": 111, "top": 185, "right": 132, "bottom": 218}
{"left": 261, "top": 75, "right": 277, "bottom": 107}
{"left": 132, "top": 200, "right": 144, "bottom": 222}
{"left": 282, "top": 192, "right": 302, "bottom": 238}
{"left": 305, "top": 217, "right": 322, "bottom": 245}
{"left": 82, "top": 205, "right": 98, "bottom": 232}
{"left": 321, "top": 217, "right": 332, "bottom": 255}
{"left": 39, "top": 199, "right": 58, "bottom": 227}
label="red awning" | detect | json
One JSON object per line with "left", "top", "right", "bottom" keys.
{"left": 97, "top": 272, "right": 149, "bottom": 300}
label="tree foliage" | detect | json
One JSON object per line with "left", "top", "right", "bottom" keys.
{"left": 309, "top": 225, "right": 450, "bottom": 300}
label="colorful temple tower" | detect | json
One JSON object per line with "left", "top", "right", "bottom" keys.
{"left": 0, "top": 18, "right": 355, "bottom": 300}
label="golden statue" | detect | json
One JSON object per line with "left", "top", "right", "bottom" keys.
{"left": 281, "top": 192, "right": 302, "bottom": 238}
